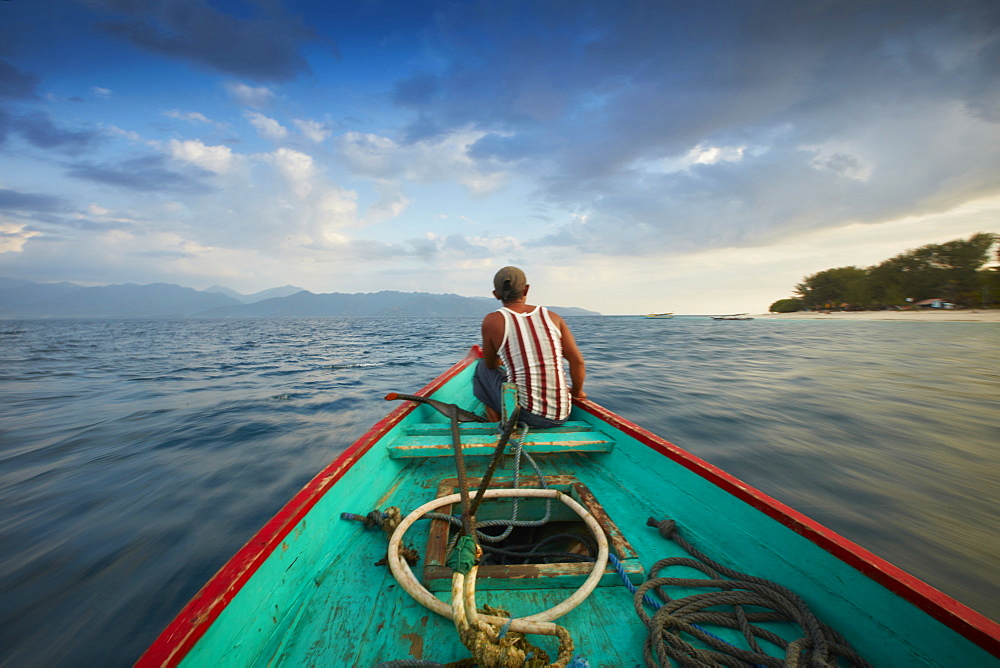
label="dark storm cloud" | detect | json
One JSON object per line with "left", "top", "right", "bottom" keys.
{"left": 468, "top": 133, "right": 541, "bottom": 163}
{"left": 0, "top": 107, "right": 101, "bottom": 155}
{"left": 399, "top": 0, "right": 1000, "bottom": 254}
{"left": 0, "top": 188, "right": 72, "bottom": 214}
{"left": 14, "top": 111, "right": 100, "bottom": 152}
{"left": 392, "top": 74, "right": 440, "bottom": 108}
{"left": 0, "top": 59, "right": 39, "bottom": 99}
{"left": 83, "top": 0, "right": 332, "bottom": 82}
{"left": 67, "top": 155, "right": 214, "bottom": 193}
{"left": 0, "top": 187, "right": 136, "bottom": 233}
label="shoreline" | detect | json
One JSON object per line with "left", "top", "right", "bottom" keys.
{"left": 754, "top": 310, "right": 1000, "bottom": 322}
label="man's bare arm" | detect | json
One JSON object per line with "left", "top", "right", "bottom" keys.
{"left": 481, "top": 312, "right": 505, "bottom": 369}
{"left": 555, "top": 314, "right": 586, "bottom": 399}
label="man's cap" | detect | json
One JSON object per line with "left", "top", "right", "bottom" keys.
{"left": 493, "top": 266, "right": 527, "bottom": 293}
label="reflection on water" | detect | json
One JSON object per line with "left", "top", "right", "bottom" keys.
{"left": 0, "top": 317, "right": 996, "bottom": 665}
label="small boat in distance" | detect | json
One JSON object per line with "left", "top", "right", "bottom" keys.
{"left": 712, "top": 313, "right": 754, "bottom": 320}
{"left": 138, "top": 347, "right": 1000, "bottom": 667}
{"left": 643, "top": 312, "right": 674, "bottom": 318}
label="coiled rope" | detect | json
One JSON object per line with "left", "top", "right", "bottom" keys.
{"left": 634, "top": 518, "right": 871, "bottom": 668}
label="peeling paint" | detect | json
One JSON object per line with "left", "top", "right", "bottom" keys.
{"left": 376, "top": 479, "right": 404, "bottom": 507}
{"left": 400, "top": 633, "right": 424, "bottom": 658}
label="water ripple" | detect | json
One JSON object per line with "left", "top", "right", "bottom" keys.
{"left": 0, "top": 316, "right": 996, "bottom": 665}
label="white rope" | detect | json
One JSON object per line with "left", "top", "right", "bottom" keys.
{"left": 387, "top": 488, "right": 609, "bottom": 636}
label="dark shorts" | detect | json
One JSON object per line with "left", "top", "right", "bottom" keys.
{"left": 471, "top": 359, "right": 567, "bottom": 429}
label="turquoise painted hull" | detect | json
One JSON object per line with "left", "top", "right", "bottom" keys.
{"left": 139, "top": 347, "right": 1000, "bottom": 667}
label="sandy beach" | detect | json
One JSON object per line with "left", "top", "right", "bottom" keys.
{"left": 755, "top": 310, "right": 1000, "bottom": 322}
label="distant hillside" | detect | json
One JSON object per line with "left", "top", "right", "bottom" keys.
{"left": 204, "top": 284, "right": 306, "bottom": 304}
{"left": 0, "top": 281, "right": 240, "bottom": 318}
{"left": 0, "top": 277, "right": 82, "bottom": 313}
{"left": 196, "top": 290, "right": 498, "bottom": 318}
{"left": 0, "top": 279, "right": 600, "bottom": 318}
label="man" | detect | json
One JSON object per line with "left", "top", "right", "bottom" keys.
{"left": 473, "top": 266, "right": 586, "bottom": 428}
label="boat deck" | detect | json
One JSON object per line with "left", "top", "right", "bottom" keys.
{"left": 269, "top": 449, "right": 699, "bottom": 666}
{"left": 250, "top": 436, "right": 925, "bottom": 666}
{"left": 169, "top": 359, "right": 999, "bottom": 668}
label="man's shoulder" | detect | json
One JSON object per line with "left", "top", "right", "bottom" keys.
{"left": 541, "top": 306, "right": 565, "bottom": 322}
{"left": 481, "top": 310, "right": 505, "bottom": 327}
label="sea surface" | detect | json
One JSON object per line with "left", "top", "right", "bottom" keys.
{"left": 1, "top": 317, "right": 997, "bottom": 666}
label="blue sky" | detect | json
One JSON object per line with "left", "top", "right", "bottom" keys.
{"left": 1, "top": 0, "right": 998, "bottom": 314}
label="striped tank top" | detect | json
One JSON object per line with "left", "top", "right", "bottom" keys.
{"left": 497, "top": 306, "right": 570, "bottom": 421}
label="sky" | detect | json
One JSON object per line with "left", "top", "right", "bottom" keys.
{"left": 1, "top": 0, "right": 998, "bottom": 315}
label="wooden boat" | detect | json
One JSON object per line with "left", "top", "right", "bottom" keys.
{"left": 644, "top": 312, "right": 674, "bottom": 318}
{"left": 138, "top": 347, "right": 1000, "bottom": 667}
{"left": 712, "top": 314, "right": 754, "bottom": 320}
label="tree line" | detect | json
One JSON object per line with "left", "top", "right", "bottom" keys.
{"left": 769, "top": 233, "right": 999, "bottom": 313}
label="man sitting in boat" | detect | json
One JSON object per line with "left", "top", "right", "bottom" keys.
{"left": 473, "top": 266, "right": 587, "bottom": 428}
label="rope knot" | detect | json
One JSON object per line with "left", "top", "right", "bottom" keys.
{"left": 647, "top": 517, "right": 676, "bottom": 539}
{"left": 497, "top": 617, "right": 513, "bottom": 639}
{"left": 379, "top": 507, "right": 403, "bottom": 536}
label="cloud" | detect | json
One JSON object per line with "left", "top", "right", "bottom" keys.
{"left": 12, "top": 111, "right": 100, "bottom": 153}
{"left": 338, "top": 127, "right": 510, "bottom": 197}
{"left": 165, "top": 109, "right": 212, "bottom": 124}
{"left": 0, "top": 59, "right": 39, "bottom": 99}
{"left": 0, "top": 222, "right": 40, "bottom": 253}
{"left": 538, "top": 97, "right": 1000, "bottom": 256}
{"left": 167, "top": 139, "right": 240, "bottom": 175}
{"left": 3, "top": 0, "right": 997, "bottom": 308}
{"left": 0, "top": 188, "right": 72, "bottom": 214}
{"left": 389, "top": 0, "right": 1000, "bottom": 255}
{"left": 245, "top": 111, "right": 288, "bottom": 141}
{"left": 392, "top": 73, "right": 440, "bottom": 108}
{"left": 293, "top": 118, "right": 331, "bottom": 143}
{"left": 225, "top": 82, "right": 274, "bottom": 108}
{"left": 134, "top": 144, "right": 365, "bottom": 253}
{"left": 256, "top": 148, "right": 360, "bottom": 246}
{"left": 0, "top": 188, "right": 137, "bottom": 240}
{"left": 302, "top": 230, "right": 515, "bottom": 264}
{"left": 55, "top": 214, "right": 139, "bottom": 233}
{"left": 86, "top": 0, "right": 330, "bottom": 82}
{"left": 268, "top": 147, "right": 317, "bottom": 196}
{"left": 363, "top": 181, "right": 410, "bottom": 226}
{"left": 67, "top": 155, "right": 214, "bottom": 193}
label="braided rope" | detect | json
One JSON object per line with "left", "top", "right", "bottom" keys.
{"left": 475, "top": 425, "right": 555, "bottom": 542}
{"left": 633, "top": 518, "right": 871, "bottom": 668}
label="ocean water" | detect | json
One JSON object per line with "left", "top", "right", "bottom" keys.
{"left": 0, "top": 316, "right": 997, "bottom": 666}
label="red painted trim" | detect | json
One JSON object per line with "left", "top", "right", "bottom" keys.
{"left": 572, "top": 397, "right": 1000, "bottom": 658}
{"left": 140, "top": 346, "right": 998, "bottom": 665}
{"left": 136, "top": 347, "right": 482, "bottom": 668}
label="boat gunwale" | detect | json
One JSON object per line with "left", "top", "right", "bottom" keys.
{"left": 575, "top": 397, "right": 1000, "bottom": 658}
{"left": 136, "top": 347, "right": 481, "bottom": 667}
{"left": 139, "top": 345, "right": 1000, "bottom": 666}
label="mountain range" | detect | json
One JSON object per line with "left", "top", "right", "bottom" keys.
{"left": 0, "top": 278, "right": 600, "bottom": 319}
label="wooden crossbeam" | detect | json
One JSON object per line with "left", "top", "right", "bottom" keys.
{"left": 387, "top": 421, "right": 615, "bottom": 459}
